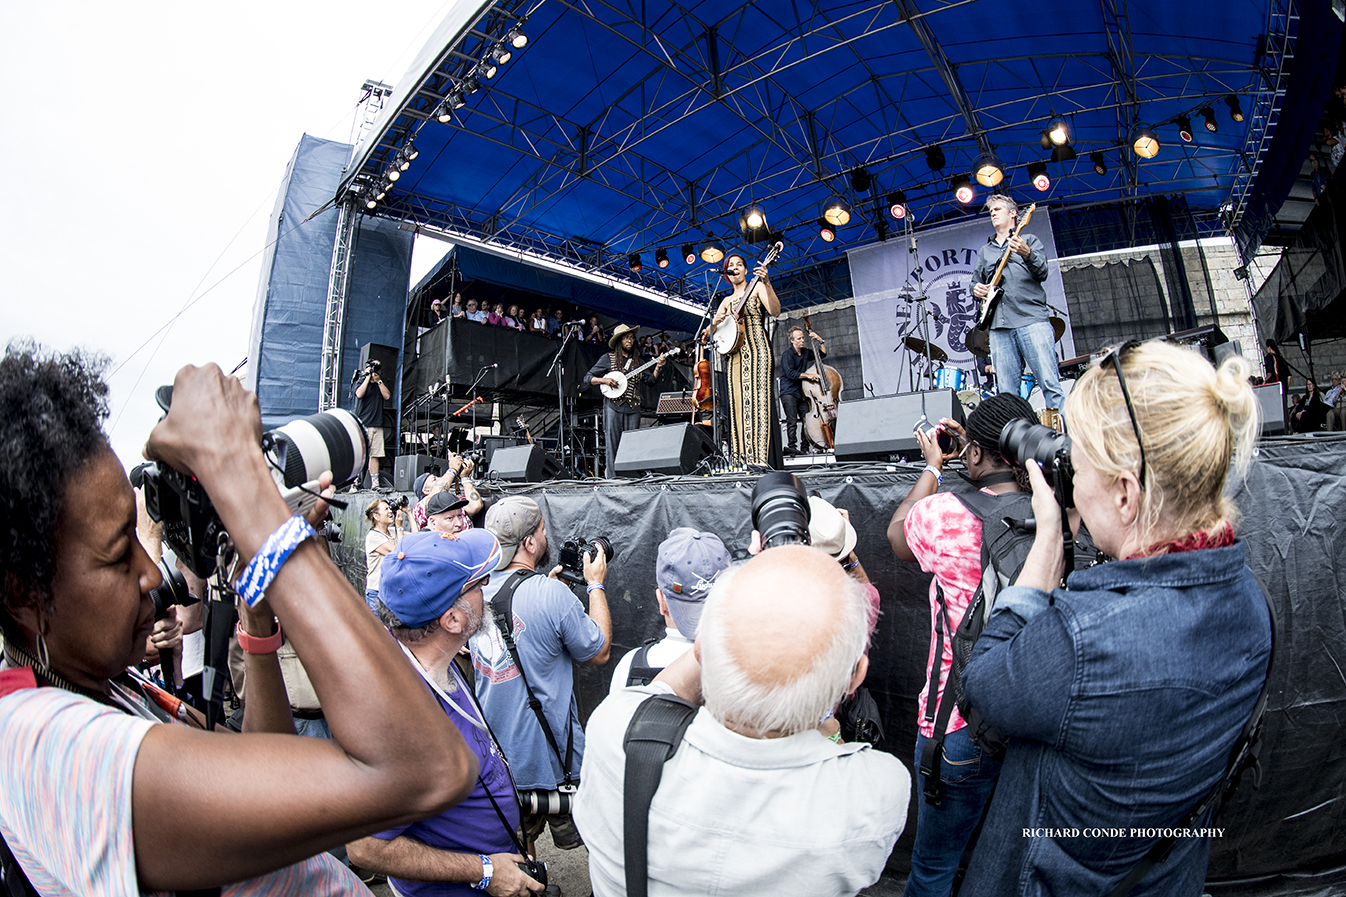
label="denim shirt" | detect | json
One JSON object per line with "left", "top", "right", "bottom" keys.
{"left": 960, "top": 541, "right": 1271, "bottom": 897}
{"left": 972, "top": 231, "right": 1050, "bottom": 330}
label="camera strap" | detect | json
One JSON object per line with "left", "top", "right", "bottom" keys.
{"left": 491, "top": 570, "right": 576, "bottom": 787}
{"left": 622, "top": 694, "right": 698, "bottom": 897}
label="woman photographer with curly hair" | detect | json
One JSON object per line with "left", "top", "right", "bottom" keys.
{"left": 959, "top": 341, "right": 1272, "bottom": 896}
{"left": 0, "top": 343, "right": 478, "bottom": 895}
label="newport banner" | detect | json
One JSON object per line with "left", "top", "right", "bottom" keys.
{"left": 847, "top": 207, "right": 1075, "bottom": 397}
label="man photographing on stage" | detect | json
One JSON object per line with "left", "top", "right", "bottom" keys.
{"left": 972, "top": 194, "right": 1064, "bottom": 411}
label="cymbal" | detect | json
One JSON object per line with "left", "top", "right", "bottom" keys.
{"left": 903, "top": 337, "right": 948, "bottom": 363}
{"left": 1050, "top": 316, "right": 1066, "bottom": 343}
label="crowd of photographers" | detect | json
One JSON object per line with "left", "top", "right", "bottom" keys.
{"left": 0, "top": 337, "right": 1272, "bottom": 897}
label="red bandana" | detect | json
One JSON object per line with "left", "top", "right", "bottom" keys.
{"left": 1127, "top": 523, "right": 1235, "bottom": 560}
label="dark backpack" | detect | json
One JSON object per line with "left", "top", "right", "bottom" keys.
{"left": 919, "top": 488, "right": 1035, "bottom": 806}
{"left": 625, "top": 639, "right": 663, "bottom": 688}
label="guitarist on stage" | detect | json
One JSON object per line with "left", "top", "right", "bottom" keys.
{"left": 971, "top": 194, "right": 1064, "bottom": 411}
{"left": 588, "top": 323, "right": 666, "bottom": 478}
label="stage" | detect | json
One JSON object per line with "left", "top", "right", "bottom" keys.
{"left": 328, "top": 434, "right": 1346, "bottom": 890}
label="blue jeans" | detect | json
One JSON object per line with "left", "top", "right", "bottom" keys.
{"left": 906, "top": 728, "right": 1003, "bottom": 897}
{"left": 990, "top": 322, "right": 1065, "bottom": 410}
{"left": 365, "top": 589, "right": 380, "bottom": 613}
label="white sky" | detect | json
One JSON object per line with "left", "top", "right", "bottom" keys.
{"left": 0, "top": 1, "right": 455, "bottom": 470}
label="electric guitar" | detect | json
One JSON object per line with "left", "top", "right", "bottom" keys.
{"left": 973, "top": 202, "right": 1037, "bottom": 329}
{"left": 711, "top": 241, "right": 785, "bottom": 355}
{"left": 600, "top": 347, "right": 681, "bottom": 399}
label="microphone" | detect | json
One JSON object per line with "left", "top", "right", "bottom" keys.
{"left": 481, "top": 363, "right": 498, "bottom": 371}
{"left": 564, "top": 320, "right": 588, "bottom": 326}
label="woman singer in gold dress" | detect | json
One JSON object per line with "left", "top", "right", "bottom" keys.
{"left": 712, "top": 253, "right": 781, "bottom": 466}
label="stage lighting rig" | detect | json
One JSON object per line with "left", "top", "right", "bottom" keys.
{"left": 628, "top": 253, "right": 642, "bottom": 272}
{"left": 1226, "top": 95, "right": 1244, "bottom": 122}
{"left": 1130, "top": 123, "right": 1160, "bottom": 158}
{"left": 1200, "top": 106, "right": 1218, "bottom": 133}
{"left": 506, "top": 23, "right": 528, "bottom": 48}
{"left": 951, "top": 174, "right": 975, "bottom": 204}
{"left": 1091, "top": 151, "right": 1108, "bottom": 176}
{"left": 925, "top": 145, "right": 946, "bottom": 170}
{"left": 491, "top": 44, "right": 512, "bottom": 66}
{"left": 850, "top": 167, "right": 872, "bottom": 192}
{"left": 700, "top": 240, "right": 724, "bottom": 264}
{"left": 682, "top": 243, "right": 696, "bottom": 264}
{"left": 822, "top": 196, "right": 852, "bottom": 226}
{"left": 1046, "top": 118, "right": 1070, "bottom": 146}
{"left": 1027, "top": 162, "right": 1050, "bottom": 192}
{"left": 887, "top": 191, "right": 908, "bottom": 219}
{"left": 817, "top": 218, "right": 836, "bottom": 242}
{"left": 656, "top": 248, "right": 669, "bottom": 269}
{"left": 974, "top": 153, "right": 1004, "bottom": 187}
{"left": 1050, "top": 144, "right": 1077, "bottom": 163}
{"left": 385, "top": 167, "right": 401, "bottom": 182}
{"left": 1176, "top": 114, "right": 1194, "bottom": 143}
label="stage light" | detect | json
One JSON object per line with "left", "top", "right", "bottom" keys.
{"left": 1091, "top": 151, "right": 1107, "bottom": 176}
{"left": 482, "top": 62, "right": 498, "bottom": 79}
{"left": 887, "top": 191, "right": 908, "bottom": 219}
{"left": 1027, "top": 161, "right": 1050, "bottom": 192}
{"left": 403, "top": 143, "right": 418, "bottom": 161}
{"left": 385, "top": 167, "right": 401, "bottom": 182}
{"left": 817, "top": 218, "right": 836, "bottom": 242}
{"left": 1050, "top": 144, "right": 1077, "bottom": 163}
{"left": 951, "top": 174, "right": 975, "bottom": 204}
{"left": 1047, "top": 118, "right": 1070, "bottom": 146}
{"left": 375, "top": 182, "right": 389, "bottom": 201}
{"left": 926, "top": 145, "right": 946, "bottom": 170}
{"left": 974, "top": 153, "right": 1004, "bottom": 187}
{"left": 700, "top": 240, "right": 724, "bottom": 264}
{"left": 491, "top": 45, "right": 512, "bottom": 66}
{"left": 507, "top": 24, "right": 528, "bottom": 49}
{"left": 461, "top": 76, "right": 480, "bottom": 97}
{"left": 1226, "top": 94, "right": 1244, "bottom": 122}
{"left": 875, "top": 219, "right": 889, "bottom": 242}
{"left": 435, "top": 102, "right": 452, "bottom": 123}
{"left": 1176, "top": 114, "right": 1193, "bottom": 143}
{"left": 655, "top": 248, "right": 669, "bottom": 269}
{"left": 1200, "top": 105, "right": 1218, "bottom": 133}
{"left": 682, "top": 243, "right": 696, "bottom": 264}
{"left": 1130, "top": 123, "right": 1160, "bottom": 158}
{"left": 628, "top": 253, "right": 642, "bottom": 272}
{"left": 822, "top": 195, "right": 852, "bottom": 226}
{"left": 1040, "top": 130, "right": 1054, "bottom": 151}
{"left": 365, "top": 194, "right": 379, "bottom": 210}
{"left": 744, "top": 203, "right": 767, "bottom": 229}
{"left": 850, "top": 167, "right": 872, "bottom": 192}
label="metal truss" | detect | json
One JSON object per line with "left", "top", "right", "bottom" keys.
{"left": 319, "top": 195, "right": 358, "bottom": 411}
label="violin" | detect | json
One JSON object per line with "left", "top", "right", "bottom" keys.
{"left": 800, "top": 313, "right": 843, "bottom": 451}
{"left": 694, "top": 341, "right": 713, "bottom": 410}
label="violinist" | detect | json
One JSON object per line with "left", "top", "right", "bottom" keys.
{"left": 778, "top": 325, "right": 827, "bottom": 456}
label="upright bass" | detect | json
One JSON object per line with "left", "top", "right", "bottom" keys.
{"left": 800, "top": 314, "right": 843, "bottom": 451}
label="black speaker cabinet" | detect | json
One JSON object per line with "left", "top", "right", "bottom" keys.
{"left": 614, "top": 423, "right": 715, "bottom": 476}
{"left": 490, "top": 443, "right": 560, "bottom": 482}
{"left": 393, "top": 453, "right": 443, "bottom": 492}
{"left": 1253, "top": 382, "right": 1285, "bottom": 436}
{"left": 833, "top": 390, "right": 966, "bottom": 461}
{"left": 478, "top": 435, "right": 523, "bottom": 469}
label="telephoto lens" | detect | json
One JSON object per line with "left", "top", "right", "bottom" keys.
{"left": 999, "top": 418, "right": 1075, "bottom": 507}
{"left": 751, "top": 471, "right": 812, "bottom": 550}
{"left": 519, "top": 789, "right": 575, "bottom": 815}
{"left": 264, "top": 409, "right": 369, "bottom": 492}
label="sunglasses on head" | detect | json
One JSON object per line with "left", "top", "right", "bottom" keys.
{"left": 1098, "top": 340, "right": 1148, "bottom": 491}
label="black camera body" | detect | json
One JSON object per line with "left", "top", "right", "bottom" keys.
{"left": 557, "top": 537, "right": 615, "bottom": 586}
{"left": 751, "top": 471, "right": 811, "bottom": 550}
{"left": 387, "top": 493, "right": 409, "bottom": 513}
{"left": 999, "top": 419, "right": 1075, "bottom": 509}
{"left": 518, "top": 859, "right": 548, "bottom": 886}
{"left": 142, "top": 464, "right": 229, "bottom": 580}
{"left": 148, "top": 549, "right": 200, "bottom": 622}
{"left": 366, "top": 359, "right": 382, "bottom": 373}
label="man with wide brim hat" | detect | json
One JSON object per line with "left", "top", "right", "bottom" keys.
{"left": 586, "top": 323, "right": 666, "bottom": 478}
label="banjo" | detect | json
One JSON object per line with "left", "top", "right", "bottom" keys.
{"left": 600, "top": 347, "right": 681, "bottom": 399}
{"left": 711, "top": 241, "right": 784, "bottom": 355}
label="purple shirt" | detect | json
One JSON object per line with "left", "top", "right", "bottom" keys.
{"left": 375, "top": 677, "right": 520, "bottom": 896}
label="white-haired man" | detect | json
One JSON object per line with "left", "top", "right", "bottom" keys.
{"left": 574, "top": 545, "right": 910, "bottom": 896}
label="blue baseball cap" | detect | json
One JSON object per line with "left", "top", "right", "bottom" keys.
{"left": 379, "top": 529, "right": 501, "bottom": 628}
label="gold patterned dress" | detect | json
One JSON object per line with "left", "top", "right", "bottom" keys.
{"left": 726, "top": 291, "right": 774, "bottom": 465}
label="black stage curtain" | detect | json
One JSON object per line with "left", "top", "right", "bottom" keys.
{"left": 406, "top": 318, "right": 605, "bottom": 400}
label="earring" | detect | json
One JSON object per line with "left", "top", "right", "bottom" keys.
{"left": 35, "top": 625, "right": 50, "bottom": 670}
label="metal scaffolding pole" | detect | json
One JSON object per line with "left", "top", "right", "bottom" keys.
{"left": 319, "top": 195, "right": 358, "bottom": 411}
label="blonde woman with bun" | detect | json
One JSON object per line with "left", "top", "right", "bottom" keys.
{"left": 958, "top": 340, "right": 1273, "bottom": 897}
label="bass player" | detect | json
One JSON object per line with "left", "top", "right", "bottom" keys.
{"left": 588, "top": 323, "right": 666, "bottom": 478}
{"left": 971, "top": 194, "right": 1064, "bottom": 412}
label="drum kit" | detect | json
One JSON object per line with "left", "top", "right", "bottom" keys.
{"left": 901, "top": 316, "right": 1072, "bottom": 430}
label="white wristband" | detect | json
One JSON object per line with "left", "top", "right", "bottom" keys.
{"left": 923, "top": 464, "right": 943, "bottom": 484}
{"left": 473, "top": 854, "right": 492, "bottom": 890}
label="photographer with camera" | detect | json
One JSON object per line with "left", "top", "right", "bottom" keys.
{"left": 0, "top": 347, "right": 480, "bottom": 894}
{"left": 348, "top": 529, "right": 548, "bottom": 897}
{"left": 411, "top": 454, "right": 484, "bottom": 533}
{"left": 354, "top": 358, "right": 391, "bottom": 490}
{"left": 469, "top": 497, "right": 611, "bottom": 852}
{"left": 885, "top": 392, "right": 1038, "bottom": 897}
{"left": 957, "top": 342, "right": 1272, "bottom": 896}
{"left": 364, "top": 496, "right": 405, "bottom": 610}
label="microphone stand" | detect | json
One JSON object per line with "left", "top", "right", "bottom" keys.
{"left": 546, "top": 327, "right": 577, "bottom": 476}
{"left": 465, "top": 365, "right": 493, "bottom": 450}
{"left": 692, "top": 282, "right": 723, "bottom": 461}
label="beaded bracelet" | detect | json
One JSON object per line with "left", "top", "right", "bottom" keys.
{"left": 236, "top": 515, "right": 317, "bottom": 608}
{"left": 586, "top": 583, "right": 606, "bottom": 593}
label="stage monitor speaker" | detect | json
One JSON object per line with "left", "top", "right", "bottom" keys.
{"left": 614, "top": 423, "right": 715, "bottom": 476}
{"left": 478, "top": 435, "right": 523, "bottom": 469}
{"left": 393, "top": 454, "right": 443, "bottom": 492}
{"left": 1165, "top": 325, "right": 1228, "bottom": 362}
{"left": 1253, "top": 382, "right": 1285, "bottom": 436}
{"left": 490, "top": 444, "right": 560, "bottom": 482}
{"left": 833, "top": 390, "right": 966, "bottom": 461}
